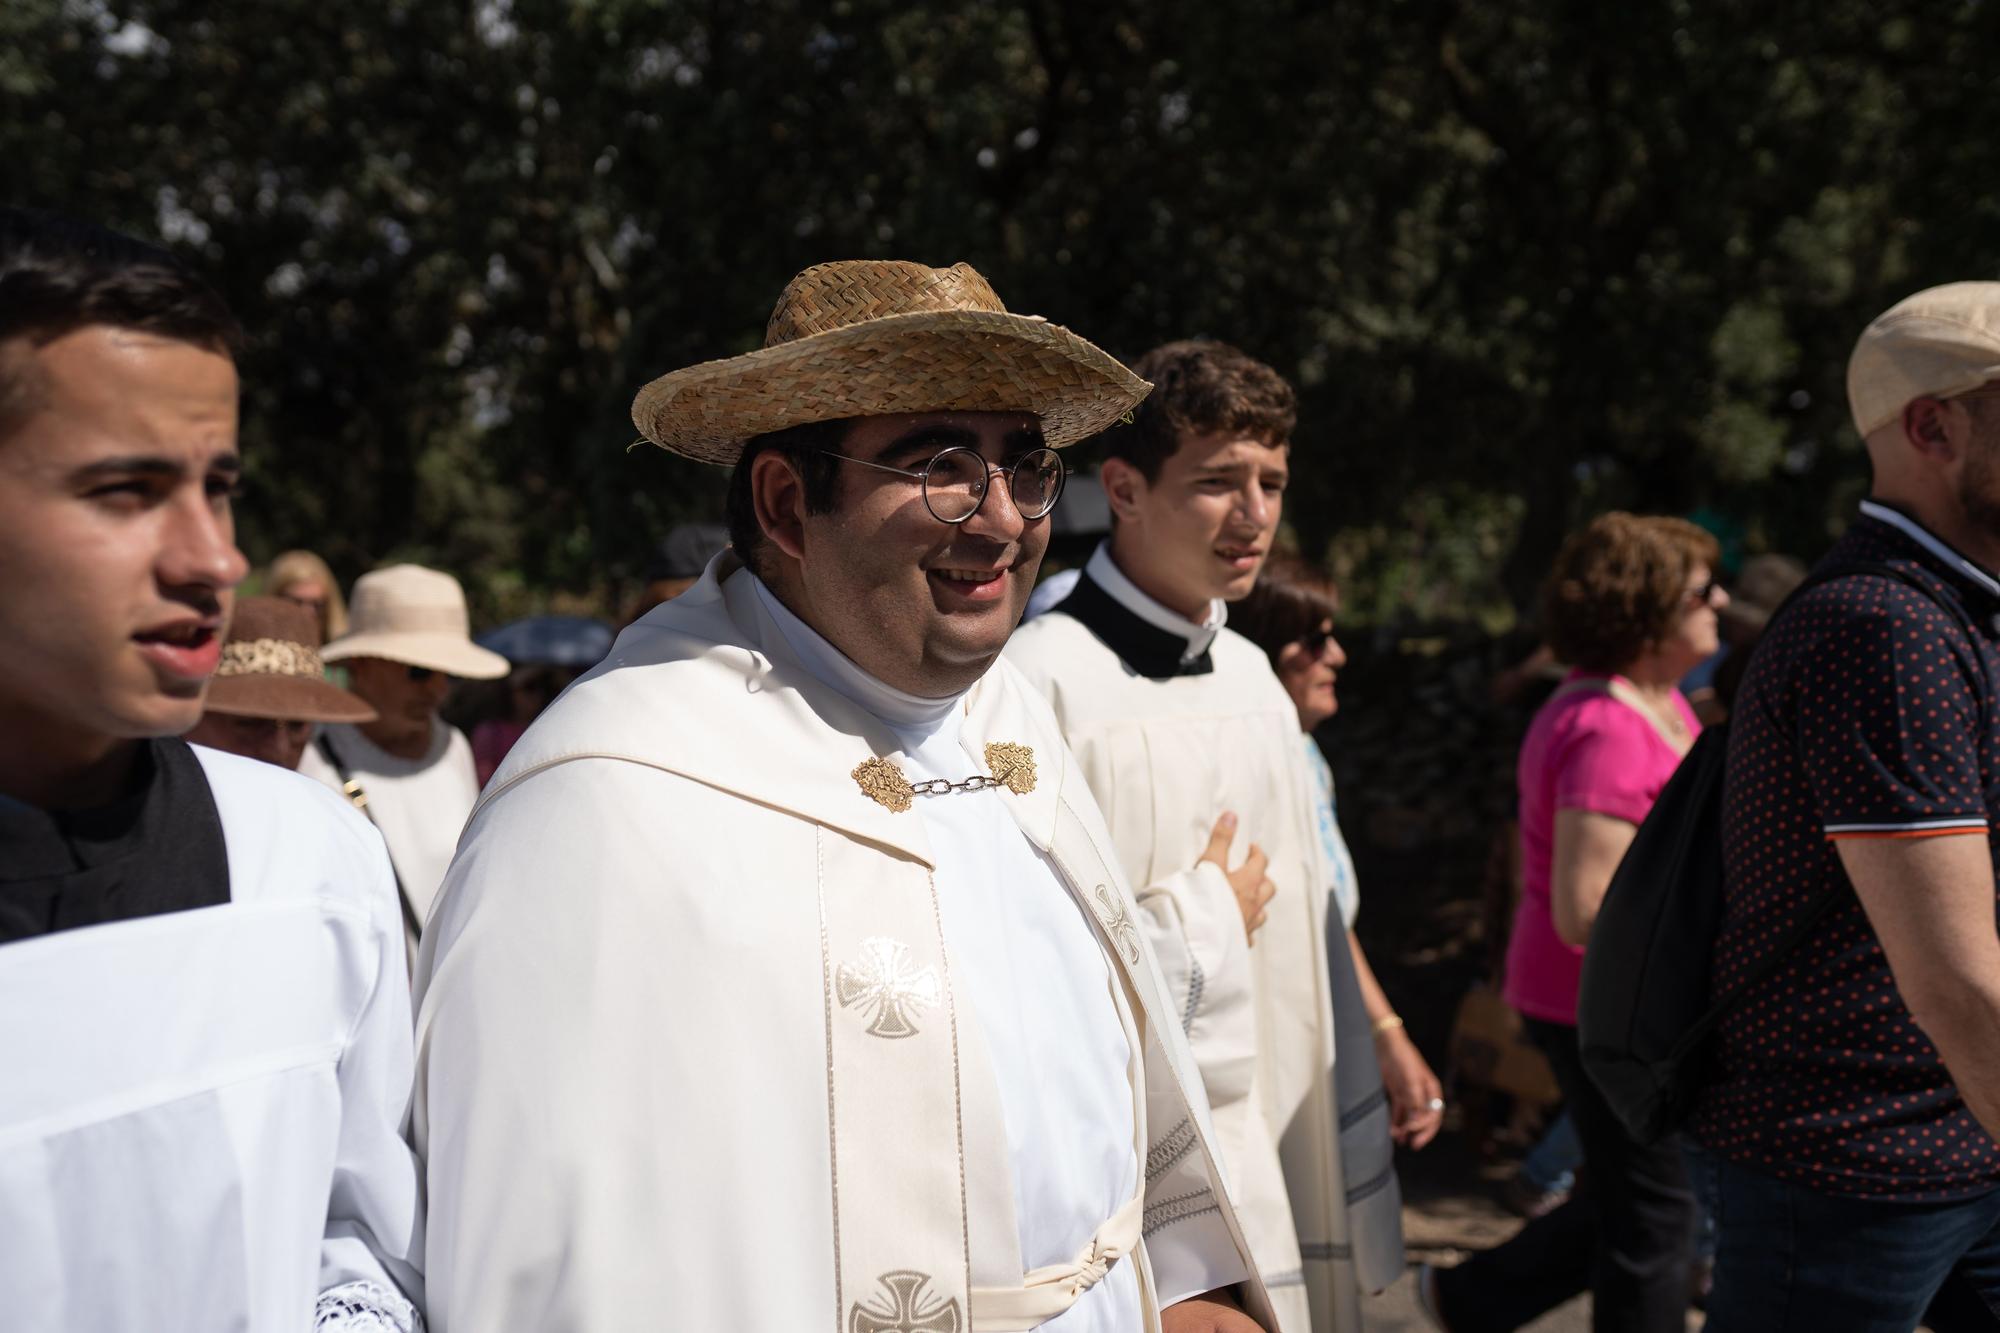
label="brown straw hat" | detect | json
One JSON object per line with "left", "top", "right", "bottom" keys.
{"left": 630, "top": 260, "right": 1152, "bottom": 465}
{"left": 205, "top": 596, "right": 378, "bottom": 724}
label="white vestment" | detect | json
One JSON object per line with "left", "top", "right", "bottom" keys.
{"left": 411, "top": 555, "right": 1273, "bottom": 1331}
{"left": 1008, "top": 545, "right": 1403, "bottom": 1333}
{"left": 0, "top": 745, "right": 425, "bottom": 1331}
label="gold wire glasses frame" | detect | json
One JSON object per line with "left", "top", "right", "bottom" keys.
{"left": 824, "top": 445, "right": 1068, "bottom": 524}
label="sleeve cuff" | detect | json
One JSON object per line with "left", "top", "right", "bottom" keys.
{"left": 1824, "top": 817, "right": 1989, "bottom": 840}
{"left": 315, "top": 1280, "right": 425, "bottom": 1333}
{"left": 1146, "top": 1195, "right": 1252, "bottom": 1310}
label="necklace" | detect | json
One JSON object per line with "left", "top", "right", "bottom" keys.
{"left": 1610, "top": 677, "right": 1692, "bottom": 755}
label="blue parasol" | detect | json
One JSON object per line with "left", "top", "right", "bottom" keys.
{"left": 475, "top": 614, "right": 615, "bottom": 668}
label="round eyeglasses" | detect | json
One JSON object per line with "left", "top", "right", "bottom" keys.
{"left": 824, "top": 445, "right": 1068, "bottom": 524}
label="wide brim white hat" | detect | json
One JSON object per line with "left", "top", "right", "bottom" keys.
{"left": 321, "top": 563, "right": 510, "bottom": 680}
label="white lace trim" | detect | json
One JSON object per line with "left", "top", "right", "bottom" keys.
{"left": 315, "top": 1279, "right": 424, "bottom": 1333}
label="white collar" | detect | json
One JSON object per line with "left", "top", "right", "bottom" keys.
{"left": 1084, "top": 542, "right": 1225, "bottom": 663}
{"left": 749, "top": 574, "right": 964, "bottom": 734}
{"left": 1858, "top": 499, "right": 2000, "bottom": 600}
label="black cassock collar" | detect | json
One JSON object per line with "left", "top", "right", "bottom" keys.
{"left": 1051, "top": 572, "right": 1216, "bottom": 680}
{"left": 0, "top": 738, "right": 230, "bottom": 945}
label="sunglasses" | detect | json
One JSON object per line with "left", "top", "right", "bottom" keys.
{"left": 406, "top": 665, "right": 442, "bottom": 683}
{"left": 1684, "top": 579, "right": 1721, "bottom": 607}
{"left": 1295, "top": 625, "right": 1338, "bottom": 655}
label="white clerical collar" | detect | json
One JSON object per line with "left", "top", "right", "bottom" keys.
{"left": 1084, "top": 542, "right": 1225, "bottom": 663}
{"left": 1859, "top": 499, "right": 2000, "bottom": 600}
{"left": 750, "top": 574, "right": 964, "bottom": 733}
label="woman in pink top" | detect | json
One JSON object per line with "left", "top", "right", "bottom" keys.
{"left": 1425, "top": 513, "right": 1727, "bottom": 1333}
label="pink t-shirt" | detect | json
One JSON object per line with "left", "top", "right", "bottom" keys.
{"left": 1502, "top": 673, "right": 1701, "bottom": 1025}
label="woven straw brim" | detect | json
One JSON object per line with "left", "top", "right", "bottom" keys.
{"left": 204, "top": 674, "right": 379, "bottom": 724}
{"left": 321, "top": 631, "right": 511, "bottom": 680}
{"left": 631, "top": 309, "right": 1151, "bottom": 465}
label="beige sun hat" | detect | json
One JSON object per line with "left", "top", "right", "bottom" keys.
{"left": 320, "top": 564, "right": 510, "bottom": 680}
{"left": 630, "top": 259, "right": 1152, "bottom": 465}
{"left": 1848, "top": 281, "right": 2000, "bottom": 437}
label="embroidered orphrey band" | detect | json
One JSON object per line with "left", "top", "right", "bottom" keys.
{"left": 849, "top": 1270, "right": 961, "bottom": 1333}
{"left": 216, "top": 637, "right": 326, "bottom": 680}
{"left": 852, "top": 743, "right": 1037, "bottom": 813}
{"left": 835, "top": 937, "right": 942, "bottom": 1039}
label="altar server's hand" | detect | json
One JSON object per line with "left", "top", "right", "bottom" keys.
{"left": 1199, "top": 812, "right": 1275, "bottom": 943}
{"left": 1161, "top": 1288, "right": 1266, "bottom": 1331}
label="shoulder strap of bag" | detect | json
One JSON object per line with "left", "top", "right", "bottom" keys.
{"left": 314, "top": 733, "right": 424, "bottom": 945}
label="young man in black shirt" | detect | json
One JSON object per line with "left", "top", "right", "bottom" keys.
{"left": 0, "top": 209, "right": 424, "bottom": 1330}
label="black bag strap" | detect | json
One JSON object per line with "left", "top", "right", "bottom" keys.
{"left": 314, "top": 733, "right": 424, "bottom": 946}
{"left": 1680, "top": 557, "right": 1990, "bottom": 1057}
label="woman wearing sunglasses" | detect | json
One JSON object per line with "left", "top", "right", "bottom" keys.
{"left": 304, "top": 563, "right": 510, "bottom": 970}
{"left": 1231, "top": 557, "right": 1447, "bottom": 1155}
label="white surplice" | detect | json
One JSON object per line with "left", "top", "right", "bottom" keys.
{"left": 0, "top": 745, "right": 426, "bottom": 1331}
{"left": 410, "top": 554, "right": 1270, "bottom": 1332}
{"left": 1009, "top": 544, "right": 1403, "bottom": 1333}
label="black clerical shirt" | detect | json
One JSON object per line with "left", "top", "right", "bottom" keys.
{"left": 0, "top": 738, "right": 230, "bottom": 944}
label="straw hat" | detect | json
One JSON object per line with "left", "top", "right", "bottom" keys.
{"left": 204, "top": 596, "right": 378, "bottom": 724}
{"left": 321, "top": 564, "right": 510, "bottom": 680}
{"left": 630, "top": 260, "right": 1151, "bottom": 465}
{"left": 1848, "top": 281, "right": 2000, "bottom": 437}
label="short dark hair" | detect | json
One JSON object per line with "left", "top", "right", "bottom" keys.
{"left": 1231, "top": 554, "right": 1341, "bottom": 669}
{"left": 722, "top": 417, "right": 851, "bottom": 579}
{"left": 1097, "top": 339, "right": 1296, "bottom": 481}
{"left": 0, "top": 208, "right": 240, "bottom": 440}
{"left": 1541, "top": 513, "right": 1721, "bottom": 673}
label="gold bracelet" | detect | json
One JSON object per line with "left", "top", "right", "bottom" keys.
{"left": 1370, "top": 1013, "right": 1405, "bottom": 1039}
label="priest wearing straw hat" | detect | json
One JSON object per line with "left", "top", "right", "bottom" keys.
{"left": 184, "top": 595, "right": 376, "bottom": 771}
{"left": 412, "top": 261, "right": 1275, "bottom": 1331}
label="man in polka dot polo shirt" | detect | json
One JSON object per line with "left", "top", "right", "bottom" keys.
{"left": 1693, "top": 282, "right": 2000, "bottom": 1332}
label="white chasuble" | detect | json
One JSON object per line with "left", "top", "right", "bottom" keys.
{"left": 753, "top": 577, "right": 1147, "bottom": 1330}
{"left": 412, "top": 555, "right": 1271, "bottom": 1332}
{"left": 1009, "top": 547, "right": 1405, "bottom": 1333}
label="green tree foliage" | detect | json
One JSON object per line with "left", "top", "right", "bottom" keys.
{"left": 5, "top": 0, "right": 1996, "bottom": 622}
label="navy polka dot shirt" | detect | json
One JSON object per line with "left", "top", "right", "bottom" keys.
{"left": 1693, "top": 502, "right": 2000, "bottom": 1201}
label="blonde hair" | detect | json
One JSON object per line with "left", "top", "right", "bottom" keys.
{"left": 264, "top": 549, "right": 349, "bottom": 640}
